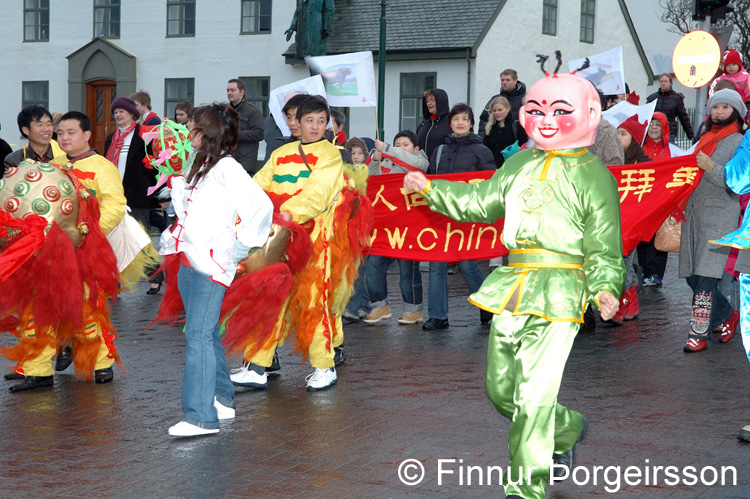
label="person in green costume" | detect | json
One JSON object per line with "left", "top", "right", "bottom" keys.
{"left": 404, "top": 57, "right": 625, "bottom": 499}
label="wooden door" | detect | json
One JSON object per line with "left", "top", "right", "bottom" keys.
{"left": 86, "top": 80, "right": 117, "bottom": 155}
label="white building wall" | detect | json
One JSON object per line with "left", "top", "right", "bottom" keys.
{"left": 0, "top": 0, "right": 303, "bottom": 148}
{"left": 475, "top": 0, "right": 653, "bottom": 117}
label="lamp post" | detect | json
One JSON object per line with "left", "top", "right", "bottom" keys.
{"left": 377, "top": 0, "right": 386, "bottom": 140}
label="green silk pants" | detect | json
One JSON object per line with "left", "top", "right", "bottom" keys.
{"left": 486, "top": 311, "right": 584, "bottom": 499}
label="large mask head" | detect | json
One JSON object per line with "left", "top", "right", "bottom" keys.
{"left": 518, "top": 72, "right": 601, "bottom": 151}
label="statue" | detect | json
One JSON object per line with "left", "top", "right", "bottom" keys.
{"left": 285, "top": 0, "right": 334, "bottom": 59}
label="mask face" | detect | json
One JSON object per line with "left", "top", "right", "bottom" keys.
{"left": 518, "top": 74, "right": 601, "bottom": 151}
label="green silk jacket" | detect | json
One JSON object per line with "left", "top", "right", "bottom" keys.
{"left": 424, "top": 147, "right": 625, "bottom": 323}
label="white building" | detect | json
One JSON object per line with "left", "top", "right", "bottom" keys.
{"left": 0, "top": 0, "right": 653, "bottom": 159}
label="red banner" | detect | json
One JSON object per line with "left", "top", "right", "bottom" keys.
{"left": 366, "top": 155, "right": 701, "bottom": 261}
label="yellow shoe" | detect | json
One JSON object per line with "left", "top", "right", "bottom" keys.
{"left": 363, "top": 305, "right": 392, "bottom": 324}
{"left": 398, "top": 311, "right": 423, "bottom": 324}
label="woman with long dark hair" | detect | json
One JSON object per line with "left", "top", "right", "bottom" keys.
{"left": 163, "top": 103, "right": 273, "bottom": 437}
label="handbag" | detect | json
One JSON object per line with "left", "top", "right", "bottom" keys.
{"left": 654, "top": 215, "right": 681, "bottom": 253}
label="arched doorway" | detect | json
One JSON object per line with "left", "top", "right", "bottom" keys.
{"left": 86, "top": 80, "right": 117, "bottom": 154}
{"left": 67, "top": 38, "right": 136, "bottom": 154}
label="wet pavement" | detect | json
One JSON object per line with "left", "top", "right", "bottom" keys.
{"left": 1, "top": 258, "right": 749, "bottom": 498}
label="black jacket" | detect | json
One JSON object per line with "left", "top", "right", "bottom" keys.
{"left": 478, "top": 81, "right": 527, "bottom": 138}
{"left": 646, "top": 88, "right": 694, "bottom": 140}
{"left": 104, "top": 124, "right": 158, "bottom": 209}
{"left": 483, "top": 111, "right": 527, "bottom": 168}
{"left": 232, "top": 97, "right": 265, "bottom": 175}
{"left": 416, "top": 88, "right": 451, "bottom": 160}
{"left": 427, "top": 133, "right": 496, "bottom": 174}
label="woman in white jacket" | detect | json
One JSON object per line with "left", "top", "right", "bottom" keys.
{"left": 164, "top": 103, "right": 273, "bottom": 437}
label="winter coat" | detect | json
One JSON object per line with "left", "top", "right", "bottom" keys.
{"left": 427, "top": 133, "right": 496, "bottom": 175}
{"left": 483, "top": 112, "right": 527, "bottom": 168}
{"left": 104, "top": 124, "right": 158, "bottom": 209}
{"left": 679, "top": 132, "right": 743, "bottom": 279}
{"left": 646, "top": 88, "right": 694, "bottom": 140}
{"left": 416, "top": 88, "right": 451, "bottom": 160}
{"left": 231, "top": 98, "right": 265, "bottom": 175}
{"left": 643, "top": 112, "right": 675, "bottom": 161}
{"left": 478, "top": 81, "right": 527, "bottom": 138}
{"left": 588, "top": 120, "right": 625, "bottom": 167}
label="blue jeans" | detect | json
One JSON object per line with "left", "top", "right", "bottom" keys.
{"left": 428, "top": 260, "right": 485, "bottom": 320}
{"left": 345, "top": 260, "right": 372, "bottom": 317}
{"left": 686, "top": 275, "right": 734, "bottom": 339}
{"left": 178, "top": 265, "right": 235, "bottom": 429}
{"left": 365, "top": 255, "right": 423, "bottom": 312}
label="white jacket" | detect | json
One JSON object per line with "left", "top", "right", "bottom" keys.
{"left": 161, "top": 156, "right": 273, "bottom": 287}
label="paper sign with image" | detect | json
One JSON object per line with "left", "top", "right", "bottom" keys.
{"left": 268, "top": 75, "right": 327, "bottom": 136}
{"left": 569, "top": 46, "right": 626, "bottom": 95}
{"left": 306, "top": 51, "right": 377, "bottom": 107}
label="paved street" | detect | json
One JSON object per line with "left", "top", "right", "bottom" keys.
{"left": 1, "top": 258, "right": 749, "bottom": 498}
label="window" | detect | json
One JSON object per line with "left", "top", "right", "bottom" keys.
{"left": 24, "top": 0, "right": 49, "bottom": 42}
{"left": 543, "top": 0, "right": 557, "bottom": 36}
{"left": 22, "top": 81, "right": 49, "bottom": 109}
{"left": 580, "top": 0, "right": 596, "bottom": 44}
{"left": 240, "top": 77, "right": 270, "bottom": 117}
{"left": 241, "top": 0, "right": 272, "bottom": 34}
{"left": 399, "top": 73, "right": 436, "bottom": 132}
{"left": 94, "top": 0, "right": 121, "bottom": 38}
{"left": 167, "top": 0, "right": 196, "bottom": 37}
{"left": 164, "top": 78, "right": 195, "bottom": 118}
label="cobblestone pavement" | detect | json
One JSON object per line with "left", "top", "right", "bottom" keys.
{"left": 1, "top": 259, "right": 749, "bottom": 498}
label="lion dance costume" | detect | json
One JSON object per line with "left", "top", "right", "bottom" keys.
{"left": 0, "top": 161, "right": 122, "bottom": 385}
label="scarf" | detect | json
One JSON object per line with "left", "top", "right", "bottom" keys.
{"left": 105, "top": 122, "right": 137, "bottom": 164}
{"left": 696, "top": 121, "right": 740, "bottom": 157}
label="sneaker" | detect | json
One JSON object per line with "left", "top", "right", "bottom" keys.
{"left": 422, "top": 318, "right": 449, "bottom": 330}
{"left": 683, "top": 338, "right": 708, "bottom": 353}
{"left": 168, "top": 421, "right": 219, "bottom": 437}
{"left": 214, "top": 398, "right": 235, "bottom": 420}
{"left": 363, "top": 305, "right": 392, "bottom": 324}
{"left": 333, "top": 346, "right": 347, "bottom": 366}
{"left": 342, "top": 311, "right": 360, "bottom": 324}
{"left": 552, "top": 416, "right": 589, "bottom": 481}
{"left": 738, "top": 425, "right": 750, "bottom": 442}
{"left": 398, "top": 311, "right": 423, "bottom": 324}
{"left": 642, "top": 274, "right": 663, "bottom": 288}
{"left": 230, "top": 364, "right": 268, "bottom": 388}
{"left": 719, "top": 310, "right": 739, "bottom": 343}
{"left": 306, "top": 367, "right": 337, "bottom": 391}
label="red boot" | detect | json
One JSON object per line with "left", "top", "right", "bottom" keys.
{"left": 719, "top": 310, "right": 740, "bottom": 343}
{"left": 623, "top": 285, "right": 639, "bottom": 320}
{"left": 606, "top": 288, "right": 627, "bottom": 325}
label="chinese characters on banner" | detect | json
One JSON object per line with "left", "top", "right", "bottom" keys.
{"left": 366, "top": 155, "right": 701, "bottom": 262}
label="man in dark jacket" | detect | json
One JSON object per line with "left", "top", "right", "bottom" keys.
{"left": 416, "top": 88, "right": 451, "bottom": 160}
{"left": 227, "top": 78, "right": 265, "bottom": 175}
{"left": 478, "top": 69, "right": 527, "bottom": 138}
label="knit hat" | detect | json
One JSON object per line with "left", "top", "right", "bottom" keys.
{"left": 723, "top": 49, "right": 743, "bottom": 72}
{"left": 706, "top": 88, "right": 746, "bottom": 117}
{"left": 617, "top": 115, "right": 648, "bottom": 144}
{"left": 110, "top": 97, "right": 140, "bottom": 119}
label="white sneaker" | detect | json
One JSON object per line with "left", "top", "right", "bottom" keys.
{"left": 305, "top": 367, "right": 337, "bottom": 391}
{"left": 230, "top": 365, "right": 268, "bottom": 388}
{"left": 168, "top": 421, "right": 219, "bottom": 437}
{"left": 214, "top": 398, "right": 235, "bottom": 420}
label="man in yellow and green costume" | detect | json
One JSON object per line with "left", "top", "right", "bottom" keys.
{"left": 404, "top": 61, "right": 625, "bottom": 498}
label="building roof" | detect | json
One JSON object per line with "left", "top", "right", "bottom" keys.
{"left": 285, "top": 0, "right": 504, "bottom": 61}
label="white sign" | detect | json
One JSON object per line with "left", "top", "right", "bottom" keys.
{"left": 569, "top": 47, "right": 626, "bottom": 95}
